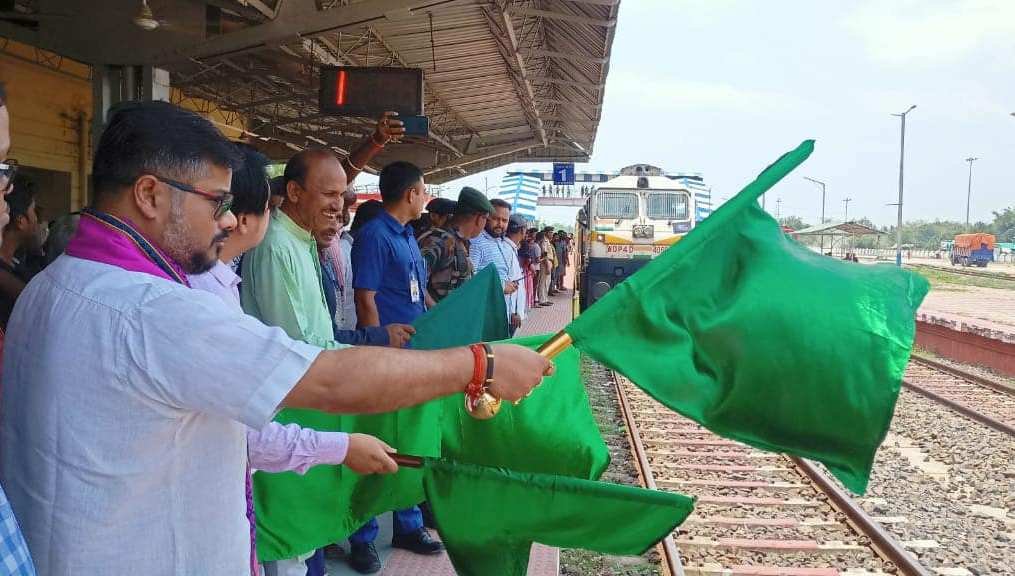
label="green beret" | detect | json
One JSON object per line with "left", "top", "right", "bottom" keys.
{"left": 455, "top": 186, "right": 494, "bottom": 215}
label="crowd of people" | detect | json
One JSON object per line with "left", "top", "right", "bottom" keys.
{"left": 0, "top": 90, "right": 563, "bottom": 576}
{"left": 415, "top": 193, "right": 574, "bottom": 335}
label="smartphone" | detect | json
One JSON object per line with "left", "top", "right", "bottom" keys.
{"left": 399, "top": 115, "right": 429, "bottom": 137}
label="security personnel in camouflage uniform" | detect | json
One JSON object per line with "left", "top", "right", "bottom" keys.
{"left": 418, "top": 187, "right": 494, "bottom": 302}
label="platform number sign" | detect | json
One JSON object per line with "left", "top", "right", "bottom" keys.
{"left": 553, "top": 162, "right": 575, "bottom": 185}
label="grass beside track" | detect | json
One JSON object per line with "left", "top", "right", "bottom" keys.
{"left": 908, "top": 264, "right": 1015, "bottom": 291}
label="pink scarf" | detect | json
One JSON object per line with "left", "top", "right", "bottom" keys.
{"left": 65, "top": 210, "right": 190, "bottom": 286}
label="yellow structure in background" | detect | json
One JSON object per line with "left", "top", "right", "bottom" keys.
{"left": 0, "top": 40, "right": 246, "bottom": 216}
{"left": 0, "top": 40, "right": 91, "bottom": 216}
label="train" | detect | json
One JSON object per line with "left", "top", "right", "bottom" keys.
{"left": 575, "top": 164, "right": 703, "bottom": 311}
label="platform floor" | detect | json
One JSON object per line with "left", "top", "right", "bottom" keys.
{"left": 326, "top": 269, "right": 576, "bottom": 575}
{"left": 322, "top": 518, "right": 558, "bottom": 576}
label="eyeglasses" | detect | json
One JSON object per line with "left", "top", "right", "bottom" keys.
{"left": 150, "top": 174, "right": 234, "bottom": 219}
{"left": 0, "top": 160, "right": 19, "bottom": 194}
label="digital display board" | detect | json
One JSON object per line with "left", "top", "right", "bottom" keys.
{"left": 319, "top": 67, "right": 424, "bottom": 118}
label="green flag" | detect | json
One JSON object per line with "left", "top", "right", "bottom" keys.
{"left": 566, "top": 141, "right": 929, "bottom": 494}
{"left": 254, "top": 267, "right": 610, "bottom": 560}
{"left": 440, "top": 332, "right": 610, "bottom": 479}
{"left": 254, "top": 266, "right": 508, "bottom": 560}
{"left": 423, "top": 459, "right": 695, "bottom": 576}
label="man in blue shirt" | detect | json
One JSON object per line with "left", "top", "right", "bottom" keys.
{"left": 349, "top": 161, "right": 441, "bottom": 573}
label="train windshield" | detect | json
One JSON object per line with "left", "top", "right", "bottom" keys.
{"left": 646, "top": 193, "right": 689, "bottom": 220}
{"left": 596, "top": 191, "right": 638, "bottom": 219}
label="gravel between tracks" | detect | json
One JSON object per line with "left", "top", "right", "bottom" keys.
{"left": 559, "top": 358, "right": 663, "bottom": 576}
{"left": 825, "top": 389, "right": 1014, "bottom": 575}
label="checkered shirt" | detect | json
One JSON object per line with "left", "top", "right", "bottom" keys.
{"left": 0, "top": 486, "right": 35, "bottom": 575}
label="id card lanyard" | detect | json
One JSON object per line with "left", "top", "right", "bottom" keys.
{"left": 405, "top": 232, "right": 422, "bottom": 304}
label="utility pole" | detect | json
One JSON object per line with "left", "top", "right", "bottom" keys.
{"left": 964, "top": 157, "right": 979, "bottom": 229}
{"left": 891, "top": 105, "right": 917, "bottom": 267}
{"left": 776, "top": 198, "right": 782, "bottom": 220}
{"left": 843, "top": 198, "right": 852, "bottom": 222}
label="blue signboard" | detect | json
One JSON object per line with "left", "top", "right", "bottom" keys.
{"left": 552, "top": 162, "right": 575, "bottom": 185}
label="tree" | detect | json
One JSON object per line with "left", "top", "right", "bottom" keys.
{"left": 779, "top": 215, "right": 809, "bottom": 231}
{"left": 992, "top": 208, "right": 1015, "bottom": 243}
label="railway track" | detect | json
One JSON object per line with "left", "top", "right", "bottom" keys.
{"left": 905, "top": 355, "right": 1015, "bottom": 436}
{"left": 614, "top": 372, "right": 932, "bottom": 576}
{"left": 906, "top": 263, "right": 1015, "bottom": 283}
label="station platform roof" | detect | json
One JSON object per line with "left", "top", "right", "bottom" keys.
{"left": 795, "top": 221, "right": 884, "bottom": 236}
{"left": 1, "top": 0, "right": 620, "bottom": 183}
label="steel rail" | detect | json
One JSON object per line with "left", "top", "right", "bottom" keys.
{"left": 910, "top": 354, "right": 1015, "bottom": 396}
{"left": 613, "top": 372, "right": 685, "bottom": 576}
{"left": 616, "top": 370, "right": 937, "bottom": 576}
{"left": 901, "top": 379, "right": 1015, "bottom": 436}
{"left": 791, "top": 457, "right": 932, "bottom": 576}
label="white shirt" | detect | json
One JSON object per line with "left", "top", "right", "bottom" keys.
{"left": 470, "top": 230, "right": 526, "bottom": 320}
{"left": 1, "top": 255, "right": 321, "bottom": 575}
{"left": 504, "top": 237, "right": 526, "bottom": 320}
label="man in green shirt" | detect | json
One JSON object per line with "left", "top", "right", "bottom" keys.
{"left": 241, "top": 148, "right": 413, "bottom": 574}
{"left": 241, "top": 149, "right": 413, "bottom": 349}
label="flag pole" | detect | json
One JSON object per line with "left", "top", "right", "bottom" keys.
{"left": 536, "top": 330, "right": 573, "bottom": 359}
{"left": 392, "top": 454, "right": 424, "bottom": 468}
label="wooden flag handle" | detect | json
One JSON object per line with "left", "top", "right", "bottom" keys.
{"left": 391, "top": 454, "right": 424, "bottom": 468}
{"left": 536, "top": 330, "right": 573, "bottom": 360}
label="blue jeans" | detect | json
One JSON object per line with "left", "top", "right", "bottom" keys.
{"left": 348, "top": 506, "right": 423, "bottom": 545}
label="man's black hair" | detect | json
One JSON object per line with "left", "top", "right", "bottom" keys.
{"left": 91, "top": 100, "right": 242, "bottom": 200}
{"left": 490, "top": 198, "right": 511, "bottom": 211}
{"left": 7, "top": 174, "right": 36, "bottom": 225}
{"left": 0, "top": 81, "right": 7, "bottom": 107}
{"left": 283, "top": 148, "right": 336, "bottom": 191}
{"left": 378, "top": 161, "right": 423, "bottom": 204}
{"left": 230, "top": 143, "right": 271, "bottom": 216}
{"left": 350, "top": 200, "right": 385, "bottom": 235}
{"left": 269, "top": 175, "right": 286, "bottom": 198}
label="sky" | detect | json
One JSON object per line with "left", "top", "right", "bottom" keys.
{"left": 429, "top": 0, "right": 1015, "bottom": 228}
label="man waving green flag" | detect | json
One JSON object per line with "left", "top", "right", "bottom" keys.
{"left": 565, "top": 141, "right": 928, "bottom": 493}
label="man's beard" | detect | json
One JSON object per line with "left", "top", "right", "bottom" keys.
{"left": 163, "top": 193, "right": 226, "bottom": 275}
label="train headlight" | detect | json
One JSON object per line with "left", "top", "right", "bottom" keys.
{"left": 596, "top": 233, "right": 606, "bottom": 242}
{"left": 592, "top": 281, "right": 612, "bottom": 299}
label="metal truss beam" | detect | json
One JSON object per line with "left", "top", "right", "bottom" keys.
{"left": 521, "top": 48, "right": 608, "bottom": 65}
{"left": 530, "top": 76, "right": 603, "bottom": 89}
{"left": 143, "top": 0, "right": 462, "bottom": 65}
{"left": 481, "top": 6, "right": 548, "bottom": 147}
{"left": 506, "top": 6, "right": 616, "bottom": 28}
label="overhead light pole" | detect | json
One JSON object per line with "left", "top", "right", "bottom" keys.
{"left": 964, "top": 157, "right": 979, "bottom": 229}
{"left": 891, "top": 105, "right": 916, "bottom": 267}
{"left": 804, "top": 176, "right": 827, "bottom": 255}
{"left": 843, "top": 197, "right": 852, "bottom": 222}
{"left": 803, "top": 177, "right": 826, "bottom": 224}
